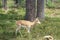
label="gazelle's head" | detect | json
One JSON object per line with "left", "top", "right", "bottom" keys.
{"left": 35, "top": 18, "right": 41, "bottom": 24}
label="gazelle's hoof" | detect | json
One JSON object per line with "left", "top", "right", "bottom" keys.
{"left": 27, "top": 31, "right": 30, "bottom": 33}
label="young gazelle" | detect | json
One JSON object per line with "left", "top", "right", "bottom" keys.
{"left": 16, "top": 18, "right": 41, "bottom": 34}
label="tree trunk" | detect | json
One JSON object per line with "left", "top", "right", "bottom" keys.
{"left": 37, "top": 0, "right": 45, "bottom": 20}
{"left": 2, "top": 0, "right": 7, "bottom": 10}
{"left": 18, "top": 0, "right": 20, "bottom": 7}
{"left": 25, "top": 0, "right": 36, "bottom": 21}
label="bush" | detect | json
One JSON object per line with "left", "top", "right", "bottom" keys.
{"left": 0, "top": 2, "right": 2, "bottom": 8}
{"left": 0, "top": 9, "right": 24, "bottom": 20}
{"left": 46, "top": 0, "right": 55, "bottom": 8}
{"left": 7, "top": 9, "right": 24, "bottom": 20}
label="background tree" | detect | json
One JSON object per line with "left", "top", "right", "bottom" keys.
{"left": 25, "top": 0, "right": 36, "bottom": 21}
{"left": 37, "top": 0, "right": 44, "bottom": 20}
{"left": 0, "top": 0, "right": 2, "bottom": 8}
{"left": 2, "top": 0, "right": 7, "bottom": 10}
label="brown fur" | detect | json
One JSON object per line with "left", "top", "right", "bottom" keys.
{"left": 16, "top": 18, "right": 41, "bottom": 34}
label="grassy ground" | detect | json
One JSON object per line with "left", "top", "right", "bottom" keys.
{"left": 0, "top": 17, "right": 60, "bottom": 40}
{"left": 0, "top": 8, "right": 60, "bottom": 40}
{"left": 0, "top": 0, "right": 60, "bottom": 40}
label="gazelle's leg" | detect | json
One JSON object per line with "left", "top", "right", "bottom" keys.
{"left": 26, "top": 26, "right": 31, "bottom": 33}
{"left": 16, "top": 25, "right": 21, "bottom": 34}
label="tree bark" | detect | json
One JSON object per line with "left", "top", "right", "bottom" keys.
{"left": 25, "top": 0, "right": 36, "bottom": 21}
{"left": 2, "top": 0, "right": 7, "bottom": 10}
{"left": 37, "top": 0, "right": 45, "bottom": 20}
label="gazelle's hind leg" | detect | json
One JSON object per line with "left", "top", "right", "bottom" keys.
{"left": 26, "top": 26, "right": 30, "bottom": 33}
{"left": 16, "top": 25, "right": 21, "bottom": 35}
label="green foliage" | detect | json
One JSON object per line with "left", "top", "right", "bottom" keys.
{"left": 7, "top": 9, "right": 20, "bottom": 20}
{"left": 7, "top": 0, "right": 26, "bottom": 8}
{"left": 0, "top": 8, "right": 60, "bottom": 40}
{"left": 0, "top": 1, "right": 2, "bottom": 8}
{"left": 0, "top": 9, "right": 5, "bottom": 14}
{"left": 0, "top": 9, "right": 25, "bottom": 20}
{"left": 0, "top": 0, "right": 60, "bottom": 40}
{"left": 19, "top": 0, "right": 26, "bottom": 8}
{"left": 46, "top": 0, "right": 55, "bottom": 8}
{"left": 0, "top": 17, "right": 60, "bottom": 40}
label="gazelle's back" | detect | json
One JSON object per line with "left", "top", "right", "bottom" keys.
{"left": 15, "top": 18, "right": 41, "bottom": 34}
{"left": 16, "top": 20, "right": 34, "bottom": 26}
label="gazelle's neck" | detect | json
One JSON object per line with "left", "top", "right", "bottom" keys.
{"left": 32, "top": 20, "right": 36, "bottom": 25}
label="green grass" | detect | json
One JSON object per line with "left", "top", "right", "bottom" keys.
{"left": 0, "top": 17, "right": 60, "bottom": 40}
{"left": 0, "top": 8, "right": 60, "bottom": 40}
{"left": 0, "top": 0, "right": 60, "bottom": 40}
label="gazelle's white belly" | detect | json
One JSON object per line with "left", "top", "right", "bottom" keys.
{"left": 21, "top": 25, "right": 27, "bottom": 28}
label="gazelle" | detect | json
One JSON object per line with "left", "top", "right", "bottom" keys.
{"left": 16, "top": 18, "right": 41, "bottom": 34}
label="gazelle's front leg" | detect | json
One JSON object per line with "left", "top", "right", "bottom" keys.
{"left": 16, "top": 25, "right": 21, "bottom": 34}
